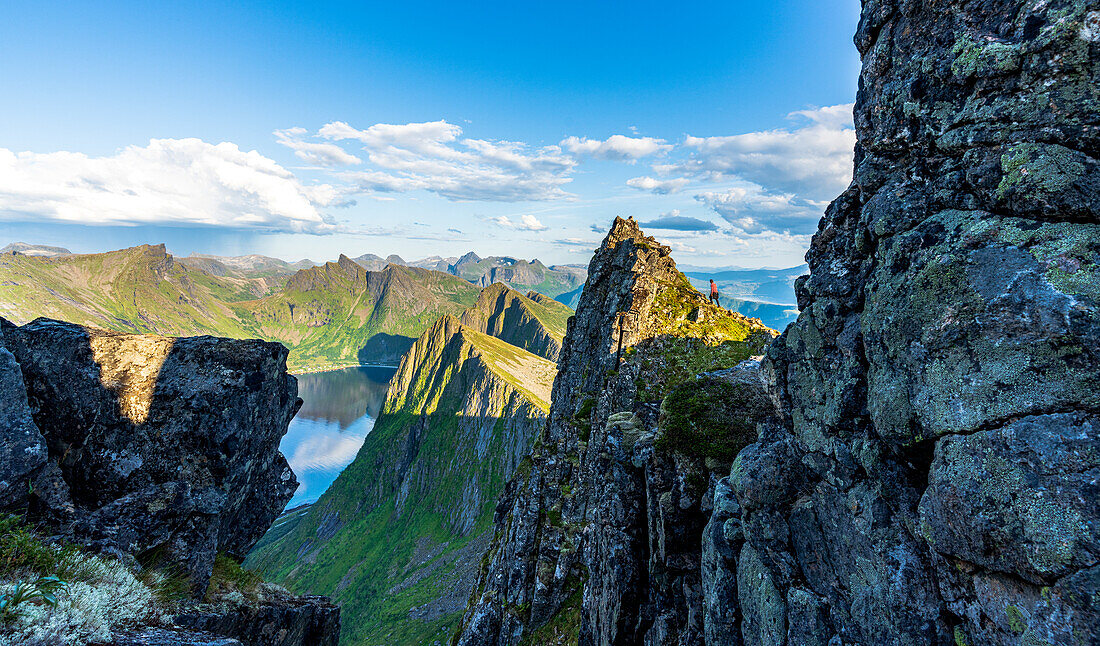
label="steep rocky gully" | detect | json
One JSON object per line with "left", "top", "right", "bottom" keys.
{"left": 456, "top": 2, "right": 1099, "bottom": 645}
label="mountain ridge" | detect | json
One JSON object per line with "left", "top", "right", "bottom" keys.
{"left": 248, "top": 312, "right": 556, "bottom": 645}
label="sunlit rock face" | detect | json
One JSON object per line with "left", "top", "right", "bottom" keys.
{"left": 454, "top": 218, "right": 774, "bottom": 646}
{"left": 0, "top": 317, "right": 301, "bottom": 595}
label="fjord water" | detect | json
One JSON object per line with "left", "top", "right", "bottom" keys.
{"left": 281, "top": 366, "right": 397, "bottom": 505}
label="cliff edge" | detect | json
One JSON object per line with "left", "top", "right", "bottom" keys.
{"left": 0, "top": 317, "right": 339, "bottom": 645}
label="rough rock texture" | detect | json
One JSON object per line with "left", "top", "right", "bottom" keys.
{"left": 741, "top": 1, "right": 1100, "bottom": 645}
{"left": 0, "top": 323, "right": 69, "bottom": 514}
{"left": 0, "top": 317, "right": 300, "bottom": 593}
{"left": 0, "top": 317, "right": 342, "bottom": 645}
{"left": 454, "top": 218, "right": 774, "bottom": 646}
{"left": 175, "top": 594, "right": 340, "bottom": 646}
{"left": 458, "top": 3, "right": 1099, "bottom": 645}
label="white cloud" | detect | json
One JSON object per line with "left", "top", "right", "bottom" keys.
{"left": 695, "top": 185, "right": 825, "bottom": 234}
{"left": 640, "top": 210, "right": 719, "bottom": 232}
{"left": 669, "top": 104, "right": 855, "bottom": 200}
{"left": 560, "top": 134, "right": 671, "bottom": 161}
{"left": 626, "top": 176, "right": 690, "bottom": 194}
{"left": 318, "top": 120, "right": 575, "bottom": 201}
{"left": 0, "top": 138, "right": 336, "bottom": 233}
{"left": 668, "top": 240, "right": 697, "bottom": 254}
{"left": 274, "top": 127, "right": 362, "bottom": 167}
{"left": 555, "top": 237, "right": 600, "bottom": 248}
{"left": 490, "top": 214, "right": 549, "bottom": 231}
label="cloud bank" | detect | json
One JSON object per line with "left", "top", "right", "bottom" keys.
{"left": 640, "top": 211, "right": 719, "bottom": 232}
{"left": 561, "top": 134, "right": 670, "bottom": 161}
{"left": 0, "top": 138, "right": 336, "bottom": 233}
{"left": 322, "top": 120, "right": 576, "bottom": 202}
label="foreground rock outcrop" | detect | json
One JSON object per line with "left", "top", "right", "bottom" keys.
{"left": 0, "top": 317, "right": 339, "bottom": 645}
{"left": 747, "top": 1, "right": 1099, "bottom": 644}
{"left": 457, "top": 2, "right": 1099, "bottom": 645}
{"left": 455, "top": 218, "right": 774, "bottom": 645}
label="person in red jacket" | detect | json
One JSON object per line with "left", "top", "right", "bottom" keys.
{"left": 709, "top": 279, "right": 721, "bottom": 306}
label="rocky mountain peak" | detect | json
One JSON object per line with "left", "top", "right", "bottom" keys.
{"left": 456, "top": 251, "right": 481, "bottom": 265}
{"left": 455, "top": 216, "right": 774, "bottom": 645}
{"left": 456, "top": 4, "right": 1099, "bottom": 646}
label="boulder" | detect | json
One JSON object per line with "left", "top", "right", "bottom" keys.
{"left": 0, "top": 317, "right": 301, "bottom": 594}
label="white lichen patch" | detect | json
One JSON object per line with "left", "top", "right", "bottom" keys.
{"left": 1080, "top": 11, "right": 1100, "bottom": 41}
{"left": 0, "top": 554, "right": 166, "bottom": 646}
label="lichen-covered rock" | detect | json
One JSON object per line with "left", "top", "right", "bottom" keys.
{"left": 746, "top": 1, "right": 1100, "bottom": 644}
{"left": 454, "top": 218, "right": 774, "bottom": 646}
{"left": 0, "top": 317, "right": 301, "bottom": 594}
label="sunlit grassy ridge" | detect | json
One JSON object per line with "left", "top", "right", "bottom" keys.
{"left": 247, "top": 315, "right": 554, "bottom": 645}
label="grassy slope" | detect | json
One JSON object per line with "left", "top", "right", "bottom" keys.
{"left": 460, "top": 284, "right": 574, "bottom": 362}
{"left": 0, "top": 245, "right": 254, "bottom": 337}
{"left": 242, "top": 258, "right": 481, "bottom": 370}
{"left": 0, "top": 248, "right": 481, "bottom": 372}
{"left": 247, "top": 316, "right": 555, "bottom": 646}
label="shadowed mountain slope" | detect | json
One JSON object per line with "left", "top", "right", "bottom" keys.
{"left": 247, "top": 314, "right": 555, "bottom": 645}
{"left": 460, "top": 283, "right": 573, "bottom": 362}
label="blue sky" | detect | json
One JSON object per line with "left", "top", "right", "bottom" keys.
{"left": 0, "top": 0, "right": 862, "bottom": 267}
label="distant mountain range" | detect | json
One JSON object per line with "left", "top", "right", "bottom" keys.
{"left": 0, "top": 244, "right": 571, "bottom": 372}
{"left": 3, "top": 242, "right": 588, "bottom": 300}
{"left": 0, "top": 242, "right": 72, "bottom": 257}
{"left": 683, "top": 265, "right": 806, "bottom": 305}
{"left": 352, "top": 250, "right": 587, "bottom": 300}
{"left": 0, "top": 242, "right": 803, "bottom": 363}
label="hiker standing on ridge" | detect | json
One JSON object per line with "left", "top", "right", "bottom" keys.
{"left": 709, "top": 279, "right": 721, "bottom": 307}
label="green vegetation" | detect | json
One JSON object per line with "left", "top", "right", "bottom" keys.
{"left": 953, "top": 625, "right": 970, "bottom": 646}
{"left": 460, "top": 283, "right": 573, "bottom": 362}
{"left": 0, "top": 515, "right": 167, "bottom": 644}
{"left": 1, "top": 515, "right": 87, "bottom": 583}
{"left": 1005, "top": 605, "right": 1027, "bottom": 634}
{"left": 519, "top": 588, "right": 582, "bottom": 646}
{"left": 247, "top": 317, "right": 554, "bottom": 646}
{"left": 630, "top": 273, "right": 776, "bottom": 398}
{"left": 204, "top": 553, "right": 264, "bottom": 602}
{"left": 0, "top": 247, "right": 486, "bottom": 372}
{"left": 0, "top": 576, "right": 67, "bottom": 625}
{"left": 656, "top": 377, "right": 759, "bottom": 461}
{"left": 573, "top": 396, "right": 596, "bottom": 441}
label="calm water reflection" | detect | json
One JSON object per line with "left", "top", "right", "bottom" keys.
{"left": 281, "top": 366, "right": 397, "bottom": 505}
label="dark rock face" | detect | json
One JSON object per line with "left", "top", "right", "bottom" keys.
{"left": 175, "top": 594, "right": 340, "bottom": 646}
{"left": 746, "top": 1, "right": 1099, "bottom": 645}
{"left": 0, "top": 323, "right": 66, "bottom": 512}
{"left": 0, "top": 317, "right": 300, "bottom": 593}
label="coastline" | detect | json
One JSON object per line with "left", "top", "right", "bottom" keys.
{"left": 290, "top": 362, "right": 400, "bottom": 376}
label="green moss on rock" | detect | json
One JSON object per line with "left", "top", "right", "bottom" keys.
{"left": 656, "top": 376, "right": 764, "bottom": 461}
